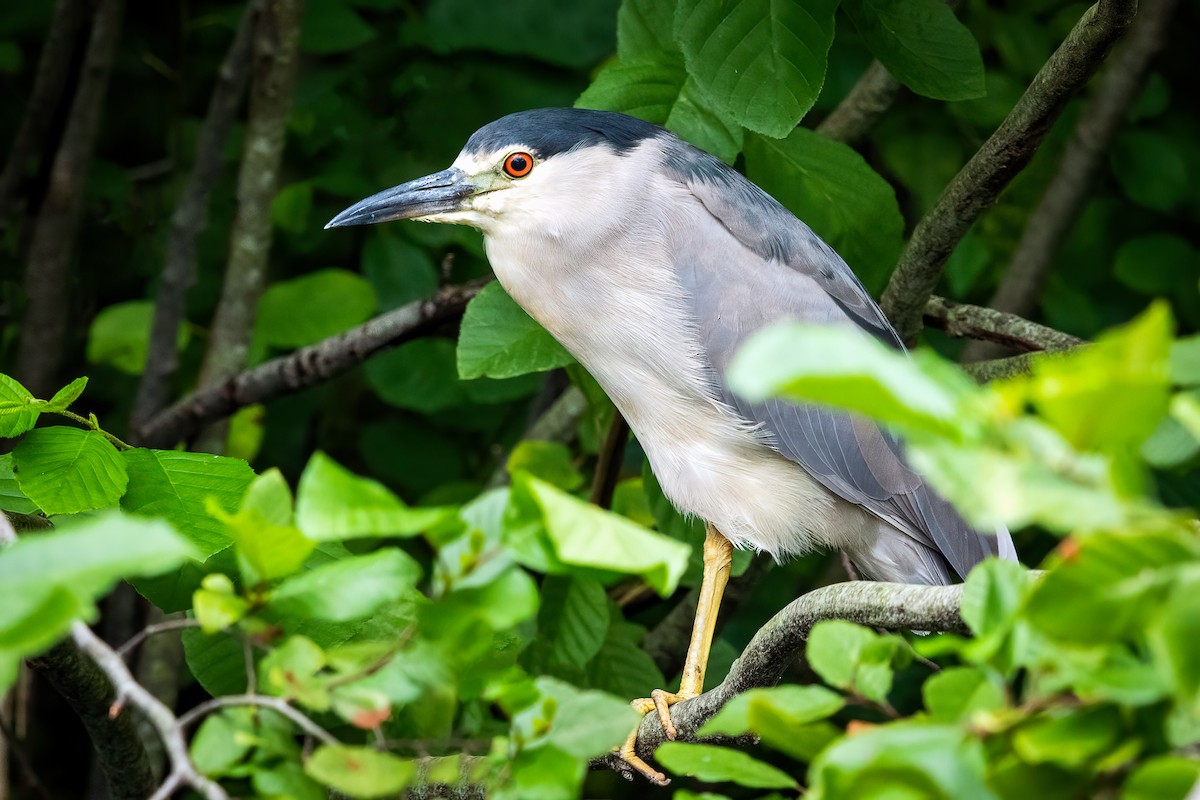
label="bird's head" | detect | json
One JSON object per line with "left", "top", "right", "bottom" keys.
{"left": 325, "top": 108, "right": 668, "bottom": 238}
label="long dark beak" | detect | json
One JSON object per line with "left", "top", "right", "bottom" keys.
{"left": 324, "top": 167, "right": 476, "bottom": 229}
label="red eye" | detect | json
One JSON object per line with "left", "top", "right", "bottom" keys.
{"left": 503, "top": 152, "right": 534, "bottom": 178}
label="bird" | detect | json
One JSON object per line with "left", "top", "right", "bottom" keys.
{"left": 326, "top": 107, "right": 1017, "bottom": 783}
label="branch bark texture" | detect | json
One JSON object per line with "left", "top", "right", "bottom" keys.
{"left": 924, "top": 295, "right": 1086, "bottom": 353}
{"left": 14, "top": 0, "right": 124, "bottom": 397}
{"left": 879, "top": 0, "right": 1138, "bottom": 345}
{"left": 129, "top": 0, "right": 262, "bottom": 435}
{"left": 194, "top": 0, "right": 304, "bottom": 451}
{"left": 816, "top": 61, "right": 902, "bottom": 145}
{"left": 137, "top": 281, "right": 486, "bottom": 449}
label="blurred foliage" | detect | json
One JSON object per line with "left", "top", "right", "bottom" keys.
{"left": 1, "top": 0, "right": 1199, "bottom": 797}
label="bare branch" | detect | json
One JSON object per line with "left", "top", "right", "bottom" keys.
{"left": 130, "top": 0, "right": 263, "bottom": 434}
{"left": 68, "top": 623, "right": 228, "bottom": 800}
{"left": 816, "top": 61, "right": 902, "bottom": 145}
{"left": 963, "top": 0, "right": 1180, "bottom": 362}
{"left": 117, "top": 618, "right": 200, "bottom": 658}
{"left": 880, "top": 0, "right": 1138, "bottom": 344}
{"left": 961, "top": 352, "right": 1056, "bottom": 383}
{"left": 14, "top": 0, "right": 125, "bottom": 396}
{"left": 176, "top": 694, "right": 339, "bottom": 745}
{"left": 194, "top": 0, "right": 304, "bottom": 452}
{"left": 590, "top": 414, "right": 629, "bottom": 508}
{"left": 0, "top": 0, "right": 89, "bottom": 230}
{"left": 924, "top": 295, "right": 1086, "bottom": 353}
{"left": 136, "top": 280, "right": 485, "bottom": 449}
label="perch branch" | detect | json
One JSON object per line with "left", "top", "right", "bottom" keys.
{"left": 130, "top": 0, "right": 262, "bottom": 434}
{"left": 880, "top": 0, "right": 1138, "bottom": 344}
{"left": 963, "top": 0, "right": 1180, "bottom": 361}
{"left": 136, "top": 281, "right": 486, "bottom": 449}
{"left": 923, "top": 295, "right": 1086, "bottom": 353}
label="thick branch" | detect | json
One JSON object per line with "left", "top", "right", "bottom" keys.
{"left": 136, "top": 281, "right": 485, "bottom": 449}
{"left": 964, "top": 0, "right": 1179, "bottom": 362}
{"left": 962, "top": 352, "right": 1052, "bottom": 382}
{"left": 14, "top": 0, "right": 125, "bottom": 397}
{"left": 129, "top": 0, "right": 262, "bottom": 435}
{"left": 26, "top": 638, "right": 157, "bottom": 800}
{"left": 924, "top": 295, "right": 1085, "bottom": 353}
{"left": 879, "top": 0, "right": 1138, "bottom": 344}
{"left": 816, "top": 61, "right": 901, "bottom": 145}
{"left": 597, "top": 581, "right": 967, "bottom": 769}
{"left": 194, "top": 0, "right": 304, "bottom": 451}
{"left": 0, "top": 0, "right": 89, "bottom": 230}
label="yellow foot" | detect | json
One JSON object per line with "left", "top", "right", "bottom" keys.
{"left": 614, "top": 689, "right": 699, "bottom": 785}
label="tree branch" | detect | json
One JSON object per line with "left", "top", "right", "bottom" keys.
{"left": 176, "top": 694, "right": 339, "bottom": 745}
{"left": 619, "top": 581, "right": 967, "bottom": 766}
{"left": 963, "top": 0, "right": 1179, "bottom": 362}
{"left": 879, "top": 0, "right": 1138, "bottom": 345}
{"left": 14, "top": 0, "right": 125, "bottom": 396}
{"left": 924, "top": 295, "right": 1086, "bottom": 353}
{"left": 129, "top": 0, "right": 263, "bottom": 435}
{"left": 136, "top": 281, "right": 486, "bottom": 449}
{"left": 0, "top": 0, "right": 89, "bottom": 230}
{"left": 816, "top": 61, "right": 902, "bottom": 145}
{"left": 193, "top": 0, "right": 304, "bottom": 452}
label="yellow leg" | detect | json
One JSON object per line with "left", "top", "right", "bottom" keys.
{"left": 617, "top": 525, "right": 734, "bottom": 784}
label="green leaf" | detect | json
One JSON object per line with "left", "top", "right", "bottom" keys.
{"left": 362, "top": 230, "right": 437, "bottom": 311}
{"left": 367, "top": 338, "right": 468, "bottom": 413}
{"left": 530, "top": 677, "right": 640, "bottom": 759}
{"left": 805, "top": 619, "right": 907, "bottom": 702}
{"left": 505, "top": 441, "right": 584, "bottom": 491}
{"left": 577, "top": 54, "right": 744, "bottom": 163}
{"left": 959, "top": 558, "right": 1032, "bottom": 668}
{"left": 1170, "top": 335, "right": 1200, "bottom": 387}
{"left": 456, "top": 282, "right": 575, "bottom": 380}
{"left": 505, "top": 472, "right": 691, "bottom": 595}
{"left": 190, "top": 710, "right": 252, "bottom": 776}
{"left": 744, "top": 128, "right": 904, "bottom": 293}
{"left": 87, "top": 301, "right": 185, "bottom": 375}
{"left": 698, "top": 684, "right": 844, "bottom": 761}
{"left": 193, "top": 573, "right": 249, "bottom": 633}
{"left": 674, "top": 0, "right": 838, "bottom": 137}
{"left": 257, "top": 269, "right": 377, "bottom": 348}
{"left": 13, "top": 428, "right": 128, "bottom": 515}
{"left": 426, "top": 0, "right": 618, "bottom": 69}
{"left": 1111, "top": 131, "right": 1189, "bottom": 213}
{"left": 0, "top": 373, "right": 39, "bottom": 437}
{"left": 43, "top": 377, "right": 88, "bottom": 413}
{"left": 121, "top": 449, "right": 254, "bottom": 557}
{"left": 1114, "top": 235, "right": 1200, "bottom": 296}
{"left": 0, "top": 455, "right": 36, "bottom": 514}
{"left": 305, "top": 745, "right": 415, "bottom": 798}
{"left": 656, "top": 742, "right": 797, "bottom": 789}
{"left": 617, "top": 0, "right": 675, "bottom": 56}
{"left": 809, "top": 722, "right": 997, "bottom": 799}
{"left": 253, "top": 762, "right": 325, "bottom": 800}
{"left": 1012, "top": 706, "right": 1121, "bottom": 768}
{"left": 842, "top": 0, "right": 985, "bottom": 100}
{"left": 922, "top": 666, "right": 1005, "bottom": 723}
{"left": 534, "top": 576, "right": 610, "bottom": 666}
{"left": 269, "top": 549, "right": 422, "bottom": 621}
{"left": 296, "top": 452, "right": 452, "bottom": 540}
{"left": 300, "top": 0, "right": 375, "bottom": 54}
{"left": 270, "top": 181, "right": 313, "bottom": 234}
{"left": 728, "top": 323, "right": 970, "bottom": 438}
{"left": 261, "top": 635, "right": 329, "bottom": 709}
{"left": 1122, "top": 756, "right": 1200, "bottom": 800}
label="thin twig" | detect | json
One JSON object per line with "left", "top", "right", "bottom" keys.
{"left": 816, "top": 61, "right": 901, "bottom": 145}
{"left": 879, "top": 0, "right": 1138, "bottom": 344}
{"left": 963, "top": 0, "right": 1180, "bottom": 362}
{"left": 69, "top": 622, "right": 228, "bottom": 800}
{"left": 137, "top": 280, "right": 486, "bottom": 448}
{"left": 590, "top": 413, "right": 629, "bottom": 509}
{"left": 923, "top": 295, "right": 1085, "bottom": 353}
{"left": 130, "top": 0, "right": 263, "bottom": 434}
{"left": 176, "top": 695, "right": 339, "bottom": 746}
{"left": 117, "top": 618, "right": 200, "bottom": 658}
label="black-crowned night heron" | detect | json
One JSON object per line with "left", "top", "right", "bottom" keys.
{"left": 327, "top": 108, "right": 1017, "bottom": 783}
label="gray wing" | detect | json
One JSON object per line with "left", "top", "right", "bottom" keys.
{"left": 664, "top": 142, "right": 1005, "bottom": 582}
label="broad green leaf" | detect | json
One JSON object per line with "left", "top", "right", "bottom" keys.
{"left": 0, "top": 373, "right": 39, "bottom": 437}
{"left": 922, "top": 666, "right": 1005, "bottom": 723}
{"left": 505, "top": 441, "right": 584, "bottom": 491}
{"left": 426, "top": 0, "right": 618, "bottom": 69}
{"left": 182, "top": 628, "right": 248, "bottom": 698}
{"left": 805, "top": 619, "right": 907, "bottom": 702}
{"left": 959, "top": 558, "right": 1032, "bottom": 668}
{"left": 493, "top": 745, "right": 583, "bottom": 800}
{"left": 727, "top": 323, "right": 969, "bottom": 438}
{"left": 505, "top": 472, "right": 690, "bottom": 595}
{"left": 675, "top": 0, "right": 838, "bottom": 137}
{"left": 0, "top": 455, "right": 36, "bottom": 514}
{"left": 1012, "top": 706, "right": 1121, "bottom": 768}
{"left": 699, "top": 684, "right": 844, "bottom": 761}
{"left": 438, "top": 564, "right": 539, "bottom": 631}
{"left": 190, "top": 710, "right": 253, "bottom": 776}
{"left": 13, "top": 427, "right": 128, "bottom": 515}
{"left": 1122, "top": 756, "right": 1200, "bottom": 800}
{"left": 362, "top": 230, "right": 437, "bottom": 311}
{"left": 121, "top": 449, "right": 254, "bottom": 556}
{"left": 269, "top": 549, "right": 422, "bottom": 621}
{"left": 225, "top": 509, "right": 314, "bottom": 585}
{"left": 1110, "top": 131, "right": 1189, "bottom": 213}
{"left": 261, "top": 635, "right": 329, "bottom": 709}
{"left": 270, "top": 181, "right": 313, "bottom": 234}
{"left": 86, "top": 301, "right": 169, "bottom": 374}
{"left": 457, "top": 282, "right": 575, "bottom": 380}
{"left": 257, "top": 269, "right": 377, "bottom": 348}
{"left": 534, "top": 576, "right": 610, "bottom": 666}
{"left": 193, "top": 573, "right": 249, "bottom": 633}
{"left": 1146, "top": 576, "right": 1200, "bottom": 702}
{"left": 744, "top": 128, "right": 904, "bottom": 293}
{"left": 43, "top": 376, "right": 87, "bottom": 413}
{"left": 252, "top": 762, "right": 325, "bottom": 800}
{"left": 296, "top": 452, "right": 452, "bottom": 540}
{"left": 527, "top": 677, "right": 640, "bottom": 759}
{"left": 1114, "top": 235, "right": 1200, "bottom": 296}
{"left": 617, "top": 0, "right": 675, "bottom": 56}
{"left": 809, "top": 722, "right": 997, "bottom": 799}
{"left": 1170, "top": 335, "right": 1200, "bottom": 386}
{"left": 843, "top": 0, "right": 985, "bottom": 100}
{"left": 305, "top": 745, "right": 415, "bottom": 798}
{"left": 367, "top": 338, "right": 468, "bottom": 412}
{"left": 656, "top": 742, "right": 798, "bottom": 789}
{"left": 243, "top": 468, "right": 293, "bottom": 526}
{"left": 577, "top": 53, "right": 744, "bottom": 163}
{"left": 587, "top": 618, "right": 666, "bottom": 699}
{"left": 300, "top": 0, "right": 375, "bottom": 54}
